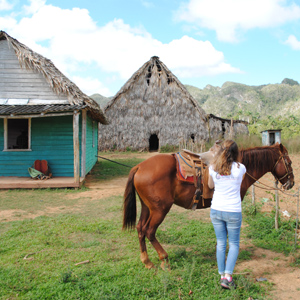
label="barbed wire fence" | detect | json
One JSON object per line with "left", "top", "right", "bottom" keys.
{"left": 251, "top": 183, "right": 299, "bottom": 249}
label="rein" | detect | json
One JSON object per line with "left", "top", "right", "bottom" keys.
{"left": 96, "top": 155, "right": 133, "bottom": 168}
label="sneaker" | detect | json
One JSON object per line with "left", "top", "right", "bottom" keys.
{"left": 221, "top": 278, "right": 236, "bottom": 289}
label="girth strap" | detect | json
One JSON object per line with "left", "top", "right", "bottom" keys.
{"left": 191, "top": 159, "right": 205, "bottom": 210}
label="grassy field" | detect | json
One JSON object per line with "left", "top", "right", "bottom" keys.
{"left": 0, "top": 155, "right": 298, "bottom": 299}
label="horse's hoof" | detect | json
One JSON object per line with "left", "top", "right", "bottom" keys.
{"left": 160, "top": 260, "right": 170, "bottom": 271}
{"left": 145, "top": 262, "right": 155, "bottom": 269}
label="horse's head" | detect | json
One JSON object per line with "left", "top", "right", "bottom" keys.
{"left": 272, "top": 143, "right": 295, "bottom": 190}
{"left": 209, "top": 139, "right": 223, "bottom": 154}
{"left": 198, "top": 140, "right": 223, "bottom": 165}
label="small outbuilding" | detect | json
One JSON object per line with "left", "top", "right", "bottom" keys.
{"left": 0, "top": 31, "right": 108, "bottom": 188}
{"left": 99, "top": 56, "right": 209, "bottom": 151}
{"left": 208, "top": 114, "right": 249, "bottom": 140}
{"left": 261, "top": 129, "right": 282, "bottom": 146}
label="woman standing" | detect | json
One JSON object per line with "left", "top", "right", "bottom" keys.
{"left": 208, "top": 140, "right": 246, "bottom": 289}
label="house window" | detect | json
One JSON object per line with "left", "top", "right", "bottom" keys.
{"left": 4, "top": 118, "right": 31, "bottom": 151}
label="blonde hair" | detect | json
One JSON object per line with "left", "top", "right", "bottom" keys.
{"left": 212, "top": 140, "right": 239, "bottom": 175}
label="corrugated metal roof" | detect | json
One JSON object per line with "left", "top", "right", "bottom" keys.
{"left": 0, "top": 104, "right": 87, "bottom": 115}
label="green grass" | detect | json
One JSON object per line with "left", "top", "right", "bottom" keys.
{"left": 242, "top": 197, "right": 299, "bottom": 255}
{"left": 1, "top": 154, "right": 297, "bottom": 299}
{"left": 0, "top": 208, "right": 269, "bottom": 300}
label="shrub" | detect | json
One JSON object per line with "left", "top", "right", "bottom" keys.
{"left": 160, "top": 144, "right": 179, "bottom": 153}
{"left": 282, "top": 136, "right": 300, "bottom": 154}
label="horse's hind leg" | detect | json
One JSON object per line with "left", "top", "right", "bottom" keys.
{"left": 137, "top": 201, "right": 154, "bottom": 269}
{"left": 145, "top": 209, "right": 171, "bottom": 270}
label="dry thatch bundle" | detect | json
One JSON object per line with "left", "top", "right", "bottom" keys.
{"left": 0, "top": 31, "right": 107, "bottom": 124}
{"left": 99, "top": 56, "right": 209, "bottom": 151}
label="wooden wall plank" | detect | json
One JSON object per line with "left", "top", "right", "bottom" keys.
{"left": 73, "top": 112, "right": 80, "bottom": 183}
{"left": 0, "top": 39, "right": 68, "bottom": 101}
{"left": 85, "top": 117, "right": 98, "bottom": 175}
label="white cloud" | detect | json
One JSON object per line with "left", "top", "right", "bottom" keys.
{"left": 0, "top": 0, "right": 13, "bottom": 11}
{"left": 285, "top": 35, "right": 300, "bottom": 50}
{"left": 1, "top": 1, "right": 241, "bottom": 95}
{"left": 23, "top": 0, "right": 46, "bottom": 14}
{"left": 175, "top": 0, "right": 300, "bottom": 42}
{"left": 141, "top": 1, "right": 154, "bottom": 8}
{"left": 160, "top": 36, "right": 241, "bottom": 77}
{"left": 72, "top": 76, "right": 111, "bottom": 97}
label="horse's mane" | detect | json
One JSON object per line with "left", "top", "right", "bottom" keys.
{"left": 239, "top": 144, "right": 282, "bottom": 173}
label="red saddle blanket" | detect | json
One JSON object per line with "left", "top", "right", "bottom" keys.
{"left": 174, "top": 152, "right": 195, "bottom": 183}
{"left": 173, "top": 152, "right": 214, "bottom": 199}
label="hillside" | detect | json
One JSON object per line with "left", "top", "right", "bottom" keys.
{"left": 185, "top": 79, "right": 300, "bottom": 120}
{"left": 90, "top": 93, "right": 111, "bottom": 109}
{"left": 91, "top": 78, "right": 300, "bottom": 119}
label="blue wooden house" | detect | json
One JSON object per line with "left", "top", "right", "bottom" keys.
{"left": 0, "top": 31, "right": 108, "bottom": 188}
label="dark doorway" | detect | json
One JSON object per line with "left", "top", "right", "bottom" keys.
{"left": 269, "top": 132, "right": 275, "bottom": 145}
{"left": 149, "top": 134, "right": 159, "bottom": 151}
{"left": 191, "top": 134, "right": 195, "bottom": 143}
{"left": 221, "top": 121, "right": 226, "bottom": 137}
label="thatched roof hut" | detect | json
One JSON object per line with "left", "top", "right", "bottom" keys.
{"left": 99, "top": 56, "right": 209, "bottom": 151}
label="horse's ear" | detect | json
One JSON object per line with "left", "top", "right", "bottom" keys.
{"left": 279, "top": 143, "right": 284, "bottom": 152}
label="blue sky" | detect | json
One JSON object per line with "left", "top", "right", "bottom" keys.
{"left": 1, "top": 0, "right": 300, "bottom": 97}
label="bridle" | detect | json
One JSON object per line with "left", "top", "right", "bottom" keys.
{"left": 246, "top": 150, "right": 294, "bottom": 191}
{"left": 271, "top": 152, "right": 293, "bottom": 184}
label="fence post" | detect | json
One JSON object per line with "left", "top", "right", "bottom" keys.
{"left": 295, "top": 187, "right": 299, "bottom": 248}
{"left": 275, "top": 181, "right": 279, "bottom": 230}
{"left": 251, "top": 185, "right": 255, "bottom": 205}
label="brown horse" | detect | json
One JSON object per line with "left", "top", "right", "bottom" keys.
{"left": 123, "top": 143, "right": 294, "bottom": 269}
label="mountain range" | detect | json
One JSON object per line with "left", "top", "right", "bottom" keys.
{"left": 90, "top": 78, "right": 300, "bottom": 120}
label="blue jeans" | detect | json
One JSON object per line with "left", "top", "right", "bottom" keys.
{"left": 210, "top": 209, "right": 242, "bottom": 275}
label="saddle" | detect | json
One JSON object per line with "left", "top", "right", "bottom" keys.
{"left": 174, "top": 150, "right": 214, "bottom": 210}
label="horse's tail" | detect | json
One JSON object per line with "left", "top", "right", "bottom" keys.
{"left": 122, "top": 166, "right": 139, "bottom": 230}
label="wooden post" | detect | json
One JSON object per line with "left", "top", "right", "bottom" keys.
{"left": 81, "top": 110, "right": 87, "bottom": 177}
{"left": 295, "top": 188, "right": 299, "bottom": 248}
{"left": 251, "top": 185, "right": 255, "bottom": 205}
{"left": 73, "top": 111, "right": 80, "bottom": 185}
{"left": 3, "top": 118, "right": 7, "bottom": 150}
{"left": 275, "top": 181, "right": 279, "bottom": 230}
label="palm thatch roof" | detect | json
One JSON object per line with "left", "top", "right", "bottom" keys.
{"left": 0, "top": 31, "right": 108, "bottom": 124}
{"left": 105, "top": 56, "right": 207, "bottom": 122}
{"left": 99, "top": 56, "right": 209, "bottom": 150}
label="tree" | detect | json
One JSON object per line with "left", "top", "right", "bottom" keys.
{"left": 281, "top": 78, "right": 299, "bottom": 86}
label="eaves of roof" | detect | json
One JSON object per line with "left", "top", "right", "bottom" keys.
{"left": 0, "top": 104, "right": 86, "bottom": 115}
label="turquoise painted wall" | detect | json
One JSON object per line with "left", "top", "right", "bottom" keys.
{"left": 0, "top": 114, "right": 99, "bottom": 177}
{"left": 0, "top": 116, "right": 76, "bottom": 177}
{"left": 85, "top": 117, "right": 98, "bottom": 175}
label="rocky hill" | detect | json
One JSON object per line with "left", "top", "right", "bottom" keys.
{"left": 90, "top": 93, "right": 112, "bottom": 109}
{"left": 185, "top": 78, "right": 300, "bottom": 120}
{"left": 91, "top": 78, "right": 300, "bottom": 120}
